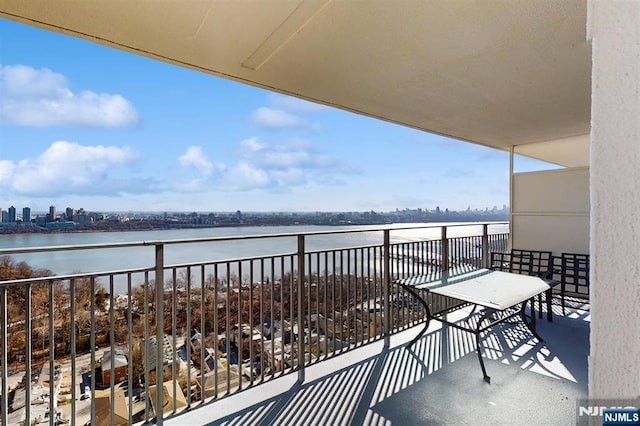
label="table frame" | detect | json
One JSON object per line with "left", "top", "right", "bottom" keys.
{"left": 396, "top": 269, "right": 549, "bottom": 383}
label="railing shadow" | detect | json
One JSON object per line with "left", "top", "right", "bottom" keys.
{"left": 201, "top": 307, "right": 589, "bottom": 425}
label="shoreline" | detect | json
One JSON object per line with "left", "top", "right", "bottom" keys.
{"left": 0, "top": 216, "right": 506, "bottom": 236}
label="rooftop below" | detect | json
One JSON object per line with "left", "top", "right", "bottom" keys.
{"left": 168, "top": 303, "right": 589, "bottom": 425}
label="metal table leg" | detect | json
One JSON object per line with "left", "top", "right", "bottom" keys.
{"left": 474, "top": 308, "right": 496, "bottom": 384}
{"left": 399, "top": 284, "right": 432, "bottom": 349}
{"left": 545, "top": 288, "right": 553, "bottom": 322}
{"left": 520, "top": 297, "right": 543, "bottom": 342}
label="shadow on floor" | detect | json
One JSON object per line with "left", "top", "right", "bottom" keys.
{"left": 201, "top": 307, "right": 589, "bottom": 426}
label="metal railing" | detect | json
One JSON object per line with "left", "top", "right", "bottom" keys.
{"left": 0, "top": 222, "right": 508, "bottom": 425}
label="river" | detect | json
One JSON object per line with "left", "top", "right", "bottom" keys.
{"left": 0, "top": 222, "right": 507, "bottom": 292}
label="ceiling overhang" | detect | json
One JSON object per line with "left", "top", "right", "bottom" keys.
{"left": 0, "top": 0, "right": 591, "bottom": 166}
{"left": 514, "top": 134, "right": 590, "bottom": 168}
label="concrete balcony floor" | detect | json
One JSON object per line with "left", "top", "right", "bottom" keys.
{"left": 168, "top": 303, "right": 589, "bottom": 425}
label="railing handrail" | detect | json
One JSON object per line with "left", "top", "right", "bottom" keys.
{"left": 0, "top": 223, "right": 508, "bottom": 287}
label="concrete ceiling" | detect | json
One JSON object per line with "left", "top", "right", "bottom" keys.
{"left": 0, "top": 0, "right": 591, "bottom": 165}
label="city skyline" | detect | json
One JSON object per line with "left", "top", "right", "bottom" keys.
{"left": 0, "top": 202, "right": 509, "bottom": 218}
{"left": 0, "top": 204, "right": 509, "bottom": 224}
{"left": 0, "top": 19, "right": 558, "bottom": 214}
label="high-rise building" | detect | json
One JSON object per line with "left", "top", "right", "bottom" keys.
{"left": 49, "top": 205, "right": 56, "bottom": 222}
{"left": 66, "top": 207, "right": 75, "bottom": 221}
{"left": 8, "top": 206, "right": 16, "bottom": 222}
{"left": 0, "top": 208, "right": 3, "bottom": 223}
{"left": 22, "top": 207, "right": 31, "bottom": 223}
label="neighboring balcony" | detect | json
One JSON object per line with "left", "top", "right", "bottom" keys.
{"left": 0, "top": 223, "right": 589, "bottom": 425}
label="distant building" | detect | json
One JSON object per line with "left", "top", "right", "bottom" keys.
{"left": 189, "top": 329, "right": 217, "bottom": 372}
{"left": 48, "top": 205, "right": 56, "bottom": 222}
{"left": 45, "top": 221, "right": 76, "bottom": 229}
{"left": 94, "top": 389, "right": 129, "bottom": 426}
{"left": 101, "top": 348, "right": 128, "bottom": 384}
{"left": 149, "top": 381, "right": 187, "bottom": 417}
{"left": 143, "top": 335, "right": 178, "bottom": 384}
{"left": 22, "top": 207, "right": 31, "bottom": 223}
{"left": 75, "top": 212, "right": 93, "bottom": 224}
{"left": 8, "top": 206, "right": 16, "bottom": 223}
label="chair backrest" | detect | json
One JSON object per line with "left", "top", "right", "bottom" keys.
{"left": 489, "top": 251, "right": 511, "bottom": 272}
{"left": 489, "top": 251, "right": 533, "bottom": 275}
{"left": 508, "top": 250, "right": 534, "bottom": 275}
{"left": 511, "top": 249, "right": 553, "bottom": 278}
{"left": 561, "top": 252, "right": 590, "bottom": 298}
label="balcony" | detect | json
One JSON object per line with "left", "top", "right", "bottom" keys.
{"left": 173, "top": 304, "right": 589, "bottom": 425}
{"left": 0, "top": 223, "right": 589, "bottom": 425}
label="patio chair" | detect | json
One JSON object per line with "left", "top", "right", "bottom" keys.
{"left": 511, "top": 249, "right": 555, "bottom": 321}
{"left": 510, "top": 249, "right": 554, "bottom": 279}
{"left": 490, "top": 249, "right": 555, "bottom": 321}
{"left": 489, "top": 251, "right": 512, "bottom": 272}
{"left": 559, "top": 252, "right": 590, "bottom": 314}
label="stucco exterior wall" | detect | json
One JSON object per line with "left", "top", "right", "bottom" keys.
{"left": 511, "top": 167, "right": 589, "bottom": 254}
{"left": 589, "top": 0, "right": 640, "bottom": 400}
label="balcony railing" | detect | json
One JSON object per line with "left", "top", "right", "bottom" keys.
{"left": 0, "top": 222, "right": 507, "bottom": 425}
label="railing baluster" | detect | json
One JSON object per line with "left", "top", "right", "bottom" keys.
{"left": 441, "top": 226, "right": 449, "bottom": 271}
{"left": 383, "top": 229, "right": 391, "bottom": 346}
{"left": 346, "top": 248, "right": 352, "bottom": 347}
{"left": 26, "top": 282, "right": 32, "bottom": 426}
{"left": 338, "top": 249, "right": 341, "bottom": 339}
{"left": 225, "top": 262, "right": 231, "bottom": 394}
{"left": 238, "top": 260, "right": 244, "bottom": 390}
{"left": 185, "top": 266, "right": 192, "bottom": 407}
{"left": 48, "top": 279, "right": 55, "bottom": 426}
{"left": 356, "top": 248, "right": 362, "bottom": 342}
{"left": 297, "top": 234, "right": 305, "bottom": 382}
{"left": 154, "top": 243, "right": 164, "bottom": 424}
{"left": 143, "top": 270, "right": 150, "bottom": 423}
{"left": 0, "top": 286, "right": 7, "bottom": 426}
{"left": 171, "top": 267, "right": 177, "bottom": 415}
{"left": 311, "top": 253, "right": 316, "bottom": 358}
{"left": 109, "top": 275, "right": 115, "bottom": 426}
{"left": 127, "top": 273, "right": 133, "bottom": 424}
{"left": 245, "top": 261, "right": 252, "bottom": 385}
{"left": 259, "top": 258, "right": 265, "bottom": 383}
{"left": 269, "top": 257, "right": 275, "bottom": 378}
{"left": 482, "top": 224, "right": 489, "bottom": 268}
{"left": 90, "top": 277, "right": 96, "bottom": 425}
{"left": 200, "top": 264, "right": 206, "bottom": 404}
{"left": 323, "top": 252, "right": 329, "bottom": 358}
{"left": 281, "top": 256, "right": 286, "bottom": 374}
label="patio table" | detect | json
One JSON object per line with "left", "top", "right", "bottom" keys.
{"left": 395, "top": 268, "right": 552, "bottom": 383}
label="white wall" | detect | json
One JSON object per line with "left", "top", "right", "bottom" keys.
{"left": 511, "top": 167, "right": 589, "bottom": 254}
{"left": 589, "top": 0, "right": 640, "bottom": 400}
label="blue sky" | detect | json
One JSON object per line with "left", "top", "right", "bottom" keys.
{"left": 0, "top": 19, "right": 550, "bottom": 214}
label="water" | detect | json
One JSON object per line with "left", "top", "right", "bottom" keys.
{"left": 0, "top": 222, "right": 507, "bottom": 292}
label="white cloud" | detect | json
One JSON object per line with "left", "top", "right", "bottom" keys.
{"left": 178, "top": 146, "right": 215, "bottom": 177}
{"left": 251, "top": 107, "right": 307, "bottom": 129}
{"left": 0, "top": 160, "right": 17, "bottom": 183}
{"left": 0, "top": 65, "right": 139, "bottom": 127}
{"left": 175, "top": 138, "right": 353, "bottom": 192}
{"left": 239, "top": 137, "right": 331, "bottom": 170}
{"left": 0, "top": 141, "right": 141, "bottom": 196}
{"left": 251, "top": 94, "right": 329, "bottom": 130}
{"left": 225, "top": 162, "right": 272, "bottom": 190}
{"left": 2, "top": 136, "right": 354, "bottom": 201}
